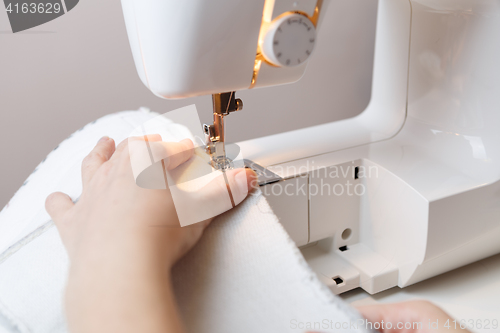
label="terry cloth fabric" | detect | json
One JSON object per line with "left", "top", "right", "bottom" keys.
{"left": 0, "top": 109, "right": 372, "bottom": 333}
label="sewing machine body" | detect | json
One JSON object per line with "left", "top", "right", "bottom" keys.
{"left": 122, "top": 0, "right": 500, "bottom": 294}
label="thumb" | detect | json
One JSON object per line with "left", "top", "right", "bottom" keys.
{"left": 223, "top": 168, "right": 258, "bottom": 207}
{"left": 196, "top": 167, "right": 257, "bottom": 212}
{"left": 194, "top": 168, "right": 256, "bottom": 209}
{"left": 168, "top": 168, "right": 257, "bottom": 226}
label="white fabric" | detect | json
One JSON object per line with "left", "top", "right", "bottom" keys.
{"left": 0, "top": 109, "right": 371, "bottom": 333}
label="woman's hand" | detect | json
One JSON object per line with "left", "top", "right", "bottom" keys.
{"left": 45, "top": 135, "right": 256, "bottom": 333}
{"left": 46, "top": 135, "right": 256, "bottom": 268}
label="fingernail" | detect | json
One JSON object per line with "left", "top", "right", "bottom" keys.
{"left": 247, "top": 169, "right": 258, "bottom": 189}
{"left": 98, "top": 136, "right": 109, "bottom": 143}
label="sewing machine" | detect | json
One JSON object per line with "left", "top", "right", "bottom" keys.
{"left": 121, "top": 0, "right": 500, "bottom": 295}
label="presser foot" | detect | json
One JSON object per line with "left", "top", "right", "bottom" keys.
{"left": 203, "top": 91, "right": 243, "bottom": 171}
{"left": 211, "top": 154, "right": 234, "bottom": 171}
{"left": 203, "top": 140, "right": 233, "bottom": 171}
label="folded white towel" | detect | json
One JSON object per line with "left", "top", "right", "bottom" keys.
{"left": 0, "top": 109, "right": 371, "bottom": 333}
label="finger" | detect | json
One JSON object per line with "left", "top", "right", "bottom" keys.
{"left": 356, "top": 301, "right": 446, "bottom": 333}
{"left": 200, "top": 168, "right": 257, "bottom": 211}
{"left": 199, "top": 168, "right": 256, "bottom": 204}
{"left": 356, "top": 304, "right": 389, "bottom": 327}
{"left": 201, "top": 168, "right": 257, "bottom": 216}
{"left": 126, "top": 138, "right": 194, "bottom": 184}
{"left": 159, "top": 139, "right": 194, "bottom": 170}
{"left": 168, "top": 168, "right": 256, "bottom": 227}
{"left": 114, "top": 134, "right": 163, "bottom": 156}
{"left": 228, "top": 168, "right": 258, "bottom": 205}
{"left": 45, "top": 192, "right": 74, "bottom": 224}
{"left": 81, "top": 136, "right": 115, "bottom": 188}
{"left": 134, "top": 138, "right": 195, "bottom": 171}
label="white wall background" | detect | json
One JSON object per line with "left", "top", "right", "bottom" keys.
{"left": 0, "top": 0, "right": 377, "bottom": 209}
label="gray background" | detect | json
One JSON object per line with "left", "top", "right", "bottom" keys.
{"left": 0, "top": 0, "right": 377, "bottom": 209}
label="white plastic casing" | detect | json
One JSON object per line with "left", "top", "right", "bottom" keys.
{"left": 261, "top": 13, "right": 316, "bottom": 67}
{"left": 121, "top": 0, "right": 326, "bottom": 97}
{"left": 121, "top": 0, "right": 265, "bottom": 98}
{"left": 241, "top": 0, "right": 500, "bottom": 295}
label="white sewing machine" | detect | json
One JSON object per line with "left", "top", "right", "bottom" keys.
{"left": 121, "top": 0, "right": 500, "bottom": 295}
